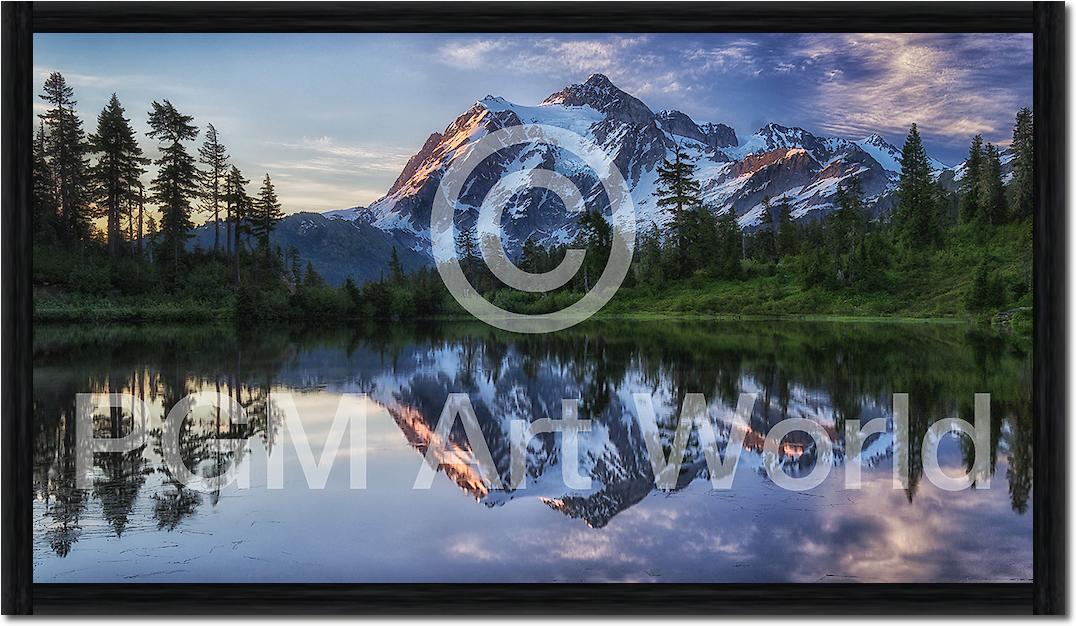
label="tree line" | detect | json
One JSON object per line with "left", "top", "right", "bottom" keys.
{"left": 34, "top": 73, "right": 289, "bottom": 277}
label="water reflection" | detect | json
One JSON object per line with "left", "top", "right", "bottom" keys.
{"left": 32, "top": 320, "right": 1032, "bottom": 582}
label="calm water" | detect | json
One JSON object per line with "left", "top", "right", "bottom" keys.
{"left": 33, "top": 320, "right": 1032, "bottom": 583}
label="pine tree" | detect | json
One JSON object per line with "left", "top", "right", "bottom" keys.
{"left": 32, "top": 124, "right": 59, "bottom": 240}
{"left": 224, "top": 165, "right": 251, "bottom": 283}
{"left": 979, "top": 143, "right": 1006, "bottom": 225}
{"left": 250, "top": 173, "right": 283, "bottom": 254}
{"left": 39, "top": 72, "right": 92, "bottom": 244}
{"left": 89, "top": 94, "right": 146, "bottom": 257}
{"left": 828, "top": 178, "right": 867, "bottom": 285}
{"left": 959, "top": 135, "right": 985, "bottom": 223}
{"left": 687, "top": 205, "right": 718, "bottom": 273}
{"left": 520, "top": 237, "right": 542, "bottom": 273}
{"left": 776, "top": 198, "right": 797, "bottom": 258}
{"left": 303, "top": 260, "right": 324, "bottom": 289}
{"left": 1009, "top": 107, "right": 1033, "bottom": 220}
{"left": 388, "top": 246, "right": 405, "bottom": 283}
{"left": 636, "top": 222, "right": 664, "bottom": 285}
{"left": 576, "top": 210, "right": 612, "bottom": 291}
{"left": 145, "top": 215, "right": 159, "bottom": 263}
{"left": 655, "top": 144, "right": 702, "bottom": 277}
{"left": 146, "top": 100, "right": 199, "bottom": 276}
{"left": 715, "top": 209, "right": 742, "bottom": 279}
{"left": 895, "top": 123, "right": 939, "bottom": 248}
{"left": 456, "top": 220, "right": 479, "bottom": 261}
{"left": 287, "top": 245, "right": 302, "bottom": 285}
{"left": 198, "top": 123, "right": 229, "bottom": 253}
{"left": 755, "top": 197, "right": 777, "bottom": 262}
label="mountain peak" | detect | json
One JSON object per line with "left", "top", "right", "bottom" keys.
{"left": 541, "top": 74, "right": 653, "bottom": 124}
{"left": 584, "top": 73, "right": 615, "bottom": 89}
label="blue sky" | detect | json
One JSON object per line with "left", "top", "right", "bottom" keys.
{"left": 34, "top": 33, "right": 1032, "bottom": 214}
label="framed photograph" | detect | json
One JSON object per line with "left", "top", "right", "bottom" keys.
{"left": 2, "top": 1, "right": 1065, "bottom": 615}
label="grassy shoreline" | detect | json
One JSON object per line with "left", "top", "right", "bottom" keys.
{"left": 33, "top": 297, "right": 1026, "bottom": 330}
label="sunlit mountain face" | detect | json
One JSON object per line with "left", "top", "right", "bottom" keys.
{"left": 33, "top": 321, "right": 1032, "bottom": 582}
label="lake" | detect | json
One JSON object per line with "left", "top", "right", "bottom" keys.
{"left": 32, "top": 320, "right": 1032, "bottom": 583}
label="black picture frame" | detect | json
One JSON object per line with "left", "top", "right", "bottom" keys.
{"left": 1, "top": 1, "right": 1065, "bottom": 615}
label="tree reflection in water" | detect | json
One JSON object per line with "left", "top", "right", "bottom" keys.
{"left": 33, "top": 320, "right": 1032, "bottom": 558}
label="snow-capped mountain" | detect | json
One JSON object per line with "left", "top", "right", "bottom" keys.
{"left": 323, "top": 205, "right": 372, "bottom": 223}
{"left": 360, "top": 73, "right": 953, "bottom": 261}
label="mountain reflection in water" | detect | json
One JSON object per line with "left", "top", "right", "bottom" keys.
{"left": 33, "top": 320, "right": 1032, "bottom": 583}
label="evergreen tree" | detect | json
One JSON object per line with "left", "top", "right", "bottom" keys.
{"left": 1009, "top": 107, "right": 1033, "bottom": 220}
{"left": 959, "top": 134, "right": 985, "bottom": 223}
{"left": 755, "top": 197, "right": 777, "bottom": 262}
{"left": 287, "top": 245, "right": 302, "bottom": 285}
{"left": 966, "top": 259, "right": 1005, "bottom": 312}
{"left": 576, "top": 210, "right": 612, "bottom": 291}
{"left": 714, "top": 209, "right": 742, "bottom": 279}
{"left": 895, "top": 123, "right": 939, "bottom": 248}
{"left": 89, "top": 94, "right": 146, "bottom": 257}
{"left": 342, "top": 277, "right": 362, "bottom": 313}
{"left": 145, "top": 215, "right": 159, "bottom": 263}
{"left": 456, "top": 220, "right": 479, "bottom": 264}
{"left": 32, "top": 124, "right": 59, "bottom": 240}
{"left": 39, "top": 72, "right": 92, "bottom": 243}
{"left": 388, "top": 246, "right": 405, "bottom": 283}
{"left": 146, "top": 100, "right": 199, "bottom": 276}
{"left": 198, "top": 123, "right": 229, "bottom": 253}
{"left": 636, "top": 222, "right": 664, "bottom": 285}
{"left": 979, "top": 143, "right": 1006, "bottom": 225}
{"left": 224, "top": 165, "right": 251, "bottom": 283}
{"left": 776, "top": 198, "right": 797, "bottom": 258}
{"left": 250, "top": 173, "right": 283, "bottom": 254}
{"left": 828, "top": 178, "right": 867, "bottom": 285}
{"left": 687, "top": 205, "right": 719, "bottom": 273}
{"left": 520, "top": 236, "right": 542, "bottom": 273}
{"left": 302, "top": 260, "right": 325, "bottom": 289}
{"left": 655, "top": 144, "right": 702, "bottom": 276}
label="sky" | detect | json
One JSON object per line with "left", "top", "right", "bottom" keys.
{"left": 34, "top": 33, "right": 1032, "bottom": 215}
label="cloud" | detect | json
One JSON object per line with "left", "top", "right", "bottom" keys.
{"left": 269, "top": 136, "right": 411, "bottom": 174}
{"left": 805, "top": 33, "right": 1032, "bottom": 145}
{"left": 438, "top": 39, "right": 507, "bottom": 69}
{"left": 259, "top": 136, "right": 413, "bottom": 211}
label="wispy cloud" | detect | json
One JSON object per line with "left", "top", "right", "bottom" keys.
{"left": 438, "top": 39, "right": 508, "bottom": 69}
{"left": 262, "top": 136, "right": 413, "bottom": 210}
{"left": 805, "top": 33, "right": 1032, "bottom": 145}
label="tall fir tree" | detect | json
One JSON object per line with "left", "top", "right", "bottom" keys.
{"left": 959, "top": 134, "right": 985, "bottom": 223}
{"left": 1009, "top": 107, "right": 1033, "bottom": 220}
{"left": 776, "top": 198, "right": 797, "bottom": 258}
{"left": 979, "top": 143, "right": 1006, "bottom": 225}
{"left": 636, "top": 222, "right": 664, "bottom": 285}
{"left": 225, "top": 165, "right": 251, "bottom": 283}
{"left": 388, "top": 246, "right": 405, "bottom": 284}
{"left": 828, "top": 178, "right": 867, "bottom": 285}
{"left": 520, "top": 237, "right": 542, "bottom": 273}
{"left": 250, "top": 173, "right": 284, "bottom": 255}
{"left": 715, "top": 209, "right": 742, "bottom": 279}
{"left": 198, "top": 123, "right": 230, "bottom": 253}
{"left": 39, "top": 72, "right": 92, "bottom": 244}
{"left": 755, "top": 197, "right": 777, "bottom": 262}
{"left": 895, "top": 123, "right": 939, "bottom": 248}
{"left": 32, "top": 124, "right": 59, "bottom": 240}
{"left": 655, "top": 144, "right": 702, "bottom": 277}
{"left": 146, "top": 100, "right": 199, "bottom": 276}
{"left": 455, "top": 220, "right": 480, "bottom": 269}
{"left": 89, "top": 94, "right": 146, "bottom": 257}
